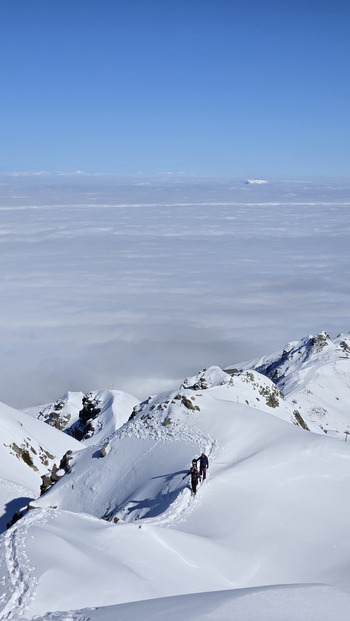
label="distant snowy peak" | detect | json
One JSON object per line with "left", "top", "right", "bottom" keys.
{"left": 237, "top": 331, "right": 350, "bottom": 436}
{"left": 244, "top": 179, "right": 268, "bottom": 184}
{"left": 251, "top": 332, "right": 350, "bottom": 389}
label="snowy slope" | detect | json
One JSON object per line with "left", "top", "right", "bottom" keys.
{"left": 1, "top": 365, "right": 350, "bottom": 619}
{"left": 30, "top": 366, "right": 301, "bottom": 521}
{"left": 0, "top": 401, "right": 81, "bottom": 534}
{"left": 24, "top": 585, "right": 350, "bottom": 621}
{"left": 235, "top": 331, "right": 350, "bottom": 436}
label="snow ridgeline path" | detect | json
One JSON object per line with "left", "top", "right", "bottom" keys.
{"left": 108, "top": 416, "right": 218, "bottom": 526}
{"left": 142, "top": 435, "right": 217, "bottom": 529}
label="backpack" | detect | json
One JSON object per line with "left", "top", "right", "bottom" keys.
{"left": 190, "top": 465, "right": 199, "bottom": 483}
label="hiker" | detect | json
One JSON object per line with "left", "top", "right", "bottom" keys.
{"left": 195, "top": 453, "right": 209, "bottom": 480}
{"left": 182, "top": 459, "right": 200, "bottom": 495}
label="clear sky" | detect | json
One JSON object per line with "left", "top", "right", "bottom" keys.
{"left": 1, "top": 0, "right": 350, "bottom": 177}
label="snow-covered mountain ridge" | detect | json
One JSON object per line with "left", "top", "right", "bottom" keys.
{"left": 233, "top": 331, "right": 350, "bottom": 436}
{"left": 1, "top": 331, "right": 350, "bottom": 620}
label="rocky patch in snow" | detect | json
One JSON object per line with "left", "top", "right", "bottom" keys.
{"left": 31, "top": 391, "right": 84, "bottom": 432}
{"left": 25, "top": 389, "right": 139, "bottom": 446}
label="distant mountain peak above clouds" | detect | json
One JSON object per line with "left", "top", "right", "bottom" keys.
{"left": 244, "top": 179, "right": 268, "bottom": 184}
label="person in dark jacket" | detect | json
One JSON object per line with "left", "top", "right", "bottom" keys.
{"left": 182, "top": 459, "right": 200, "bottom": 495}
{"left": 195, "top": 453, "right": 209, "bottom": 480}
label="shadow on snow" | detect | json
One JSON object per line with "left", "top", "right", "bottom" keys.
{"left": 125, "top": 470, "right": 188, "bottom": 520}
{"left": 0, "top": 496, "right": 33, "bottom": 534}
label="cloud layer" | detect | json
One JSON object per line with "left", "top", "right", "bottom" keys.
{"left": 0, "top": 175, "right": 349, "bottom": 408}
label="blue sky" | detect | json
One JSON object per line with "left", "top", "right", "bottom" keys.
{"left": 1, "top": 0, "right": 350, "bottom": 176}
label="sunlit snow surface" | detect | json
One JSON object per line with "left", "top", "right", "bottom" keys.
{"left": 1, "top": 364, "right": 350, "bottom": 620}
{"left": 26, "top": 586, "right": 350, "bottom": 621}
{"left": 0, "top": 174, "right": 349, "bottom": 408}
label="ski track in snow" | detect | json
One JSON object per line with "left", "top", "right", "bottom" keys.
{"left": 116, "top": 417, "right": 217, "bottom": 457}
{"left": 128, "top": 421, "right": 218, "bottom": 527}
{"left": 142, "top": 480, "right": 209, "bottom": 528}
{"left": 115, "top": 437, "right": 164, "bottom": 490}
{"left": 0, "top": 509, "right": 44, "bottom": 620}
{"left": 100, "top": 416, "right": 217, "bottom": 525}
{"left": 143, "top": 438, "right": 217, "bottom": 529}
{"left": 0, "top": 406, "right": 218, "bottom": 618}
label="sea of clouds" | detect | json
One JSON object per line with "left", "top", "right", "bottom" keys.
{"left": 0, "top": 173, "right": 349, "bottom": 408}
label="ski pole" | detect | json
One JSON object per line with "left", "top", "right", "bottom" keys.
{"left": 173, "top": 476, "right": 185, "bottom": 492}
